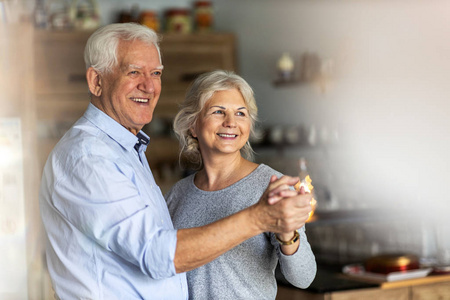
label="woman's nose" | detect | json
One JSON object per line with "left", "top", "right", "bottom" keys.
{"left": 223, "top": 114, "right": 237, "bottom": 127}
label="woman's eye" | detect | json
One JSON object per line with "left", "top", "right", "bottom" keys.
{"left": 237, "top": 111, "right": 246, "bottom": 116}
{"left": 212, "top": 110, "right": 224, "bottom": 114}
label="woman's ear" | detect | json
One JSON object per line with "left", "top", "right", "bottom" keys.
{"left": 86, "top": 67, "right": 102, "bottom": 97}
{"left": 190, "top": 127, "right": 197, "bottom": 138}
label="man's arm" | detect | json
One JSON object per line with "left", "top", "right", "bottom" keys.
{"left": 174, "top": 175, "right": 312, "bottom": 273}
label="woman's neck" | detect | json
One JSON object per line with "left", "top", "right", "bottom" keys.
{"left": 194, "top": 154, "right": 258, "bottom": 191}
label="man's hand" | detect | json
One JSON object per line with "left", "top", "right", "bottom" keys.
{"left": 250, "top": 175, "right": 312, "bottom": 234}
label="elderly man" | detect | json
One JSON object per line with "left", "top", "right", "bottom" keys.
{"left": 39, "top": 23, "right": 313, "bottom": 300}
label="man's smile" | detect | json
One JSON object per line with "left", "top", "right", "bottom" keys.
{"left": 130, "top": 97, "right": 149, "bottom": 103}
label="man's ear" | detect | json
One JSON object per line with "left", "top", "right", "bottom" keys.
{"left": 86, "top": 67, "right": 102, "bottom": 97}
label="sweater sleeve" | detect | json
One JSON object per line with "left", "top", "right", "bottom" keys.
{"left": 271, "top": 226, "right": 317, "bottom": 288}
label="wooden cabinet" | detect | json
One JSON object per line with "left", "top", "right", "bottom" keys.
{"left": 34, "top": 30, "right": 91, "bottom": 95}
{"left": 34, "top": 30, "right": 93, "bottom": 171}
{"left": 330, "top": 287, "right": 409, "bottom": 300}
{"left": 155, "top": 33, "right": 236, "bottom": 117}
{"left": 411, "top": 281, "right": 450, "bottom": 300}
{"left": 277, "top": 286, "right": 408, "bottom": 300}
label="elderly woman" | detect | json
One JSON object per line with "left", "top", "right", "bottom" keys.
{"left": 165, "top": 70, "right": 316, "bottom": 299}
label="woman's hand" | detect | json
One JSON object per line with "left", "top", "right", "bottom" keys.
{"left": 250, "top": 175, "right": 312, "bottom": 235}
{"left": 267, "top": 174, "right": 305, "bottom": 205}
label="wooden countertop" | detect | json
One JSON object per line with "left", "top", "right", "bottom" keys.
{"left": 380, "top": 274, "right": 450, "bottom": 289}
{"left": 341, "top": 273, "right": 450, "bottom": 290}
{"left": 279, "top": 263, "right": 450, "bottom": 294}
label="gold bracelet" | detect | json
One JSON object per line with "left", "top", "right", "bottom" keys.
{"left": 275, "top": 230, "right": 300, "bottom": 245}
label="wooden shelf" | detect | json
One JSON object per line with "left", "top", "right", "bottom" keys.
{"left": 306, "top": 208, "right": 424, "bottom": 227}
{"left": 273, "top": 78, "right": 303, "bottom": 87}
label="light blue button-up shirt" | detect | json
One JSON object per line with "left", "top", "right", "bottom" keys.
{"left": 39, "top": 103, "right": 188, "bottom": 300}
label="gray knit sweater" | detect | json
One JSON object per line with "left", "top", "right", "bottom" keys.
{"left": 165, "top": 164, "right": 317, "bottom": 300}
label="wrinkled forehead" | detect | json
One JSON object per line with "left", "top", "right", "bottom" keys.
{"left": 117, "top": 38, "right": 162, "bottom": 62}
{"left": 116, "top": 40, "right": 163, "bottom": 68}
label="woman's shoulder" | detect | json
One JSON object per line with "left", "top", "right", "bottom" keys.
{"left": 165, "top": 173, "right": 196, "bottom": 200}
{"left": 242, "top": 164, "right": 284, "bottom": 189}
{"left": 254, "top": 163, "right": 284, "bottom": 178}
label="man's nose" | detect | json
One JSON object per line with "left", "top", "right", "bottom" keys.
{"left": 139, "top": 76, "right": 156, "bottom": 93}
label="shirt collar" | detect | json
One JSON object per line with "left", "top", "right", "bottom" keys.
{"left": 134, "top": 132, "right": 150, "bottom": 152}
{"left": 83, "top": 103, "right": 150, "bottom": 151}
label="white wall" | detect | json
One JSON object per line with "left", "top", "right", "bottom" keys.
{"left": 212, "top": 0, "right": 450, "bottom": 221}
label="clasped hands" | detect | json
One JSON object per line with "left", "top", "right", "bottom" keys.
{"left": 254, "top": 175, "right": 313, "bottom": 237}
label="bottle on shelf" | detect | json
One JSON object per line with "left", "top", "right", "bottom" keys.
{"left": 294, "top": 157, "right": 317, "bottom": 222}
{"left": 277, "top": 52, "right": 295, "bottom": 82}
{"left": 34, "top": 0, "right": 48, "bottom": 28}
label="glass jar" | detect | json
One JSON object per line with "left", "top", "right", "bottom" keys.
{"left": 295, "top": 157, "right": 318, "bottom": 222}
{"left": 165, "top": 9, "right": 191, "bottom": 33}
{"left": 194, "top": 1, "right": 213, "bottom": 32}
{"left": 139, "top": 10, "right": 159, "bottom": 32}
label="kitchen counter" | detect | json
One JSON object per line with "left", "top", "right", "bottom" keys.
{"left": 277, "top": 264, "right": 378, "bottom": 294}
{"left": 276, "top": 264, "right": 450, "bottom": 300}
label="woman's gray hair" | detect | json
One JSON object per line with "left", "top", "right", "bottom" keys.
{"left": 84, "top": 23, "right": 161, "bottom": 74}
{"left": 173, "top": 70, "right": 258, "bottom": 170}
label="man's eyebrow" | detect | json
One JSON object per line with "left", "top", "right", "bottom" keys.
{"left": 128, "top": 64, "right": 142, "bottom": 69}
{"left": 127, "top": 64, "right": 164, "bottom": 70}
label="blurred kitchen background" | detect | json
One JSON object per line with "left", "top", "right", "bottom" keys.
{"left": 2, "top": 0, "right": 450, "bottom": 299}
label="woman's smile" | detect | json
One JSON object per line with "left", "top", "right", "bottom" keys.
{"left": 217, "top": 133, "right": 238, "bottom": 138}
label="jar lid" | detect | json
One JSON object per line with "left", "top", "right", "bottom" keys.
{"left": 166, "top": 8, "right": 190, "bottom": 16}
{"left": 140, "top": 10, "right": 157, "bottom": 16}
{"left": 195, "top": 1, "right": 212, "bottom": 7}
